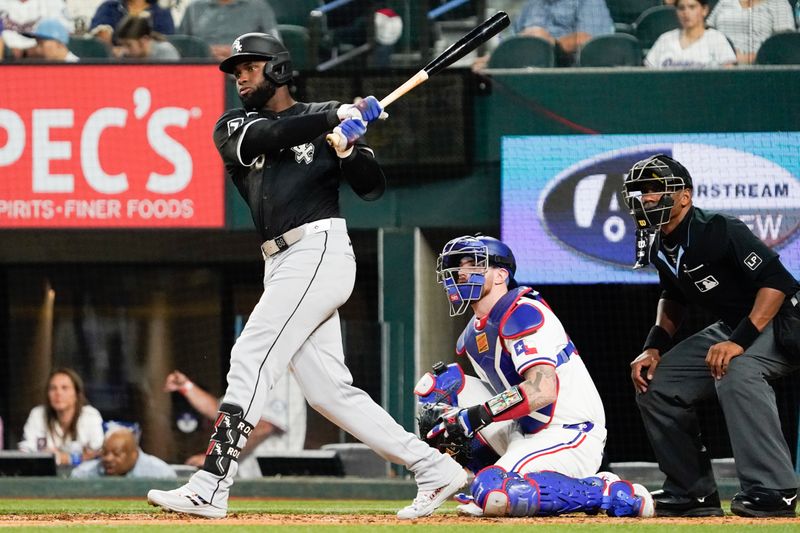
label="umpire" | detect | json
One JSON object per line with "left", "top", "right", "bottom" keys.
{"left": 623, "top": 154, "right": 800, "bottom": 518}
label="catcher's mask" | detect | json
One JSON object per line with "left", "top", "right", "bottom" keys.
{"left": 219, "top": 32, "right": 293, "bottom": 86}
{"left": 621, "top": 154, "right": 693, "bottom": 231}
{"left": 436, "top": 235, "right": 517, "bottom": 316}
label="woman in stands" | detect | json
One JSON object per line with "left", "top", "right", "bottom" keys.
{"left": 18, "top": 368, "right": 104, "bottom": 466}
{"left": 646, "top": 0, "right": 736, "bottom": 67}
{"left": 114, "top": 14, "right": 180, "bottom": 60}
{"left": 707, "top": 0, "right": 795, "bottom": 64}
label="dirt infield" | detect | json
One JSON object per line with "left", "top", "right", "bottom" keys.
{"left": 0, "top": 513, "right": 797, "bottom": 527}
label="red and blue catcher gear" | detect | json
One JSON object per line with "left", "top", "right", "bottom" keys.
{"left": 414, "top": 361, "right": 465, "bottom": 406}
{"left": 414, "top": 362, "right": 500, "bottom": 473}
{"left": 437, "top": 235, "right": 518, "bottom": 316}
{"left": 457, "top": 287, "right": 577, "bottom": 435}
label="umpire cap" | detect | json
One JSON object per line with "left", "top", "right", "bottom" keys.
{"left": 219, "top": 33, "right": 293, "bottom": 85}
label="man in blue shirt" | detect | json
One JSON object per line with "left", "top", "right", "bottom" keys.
{"left": 71, "top": 428, "right": 176, "bottom": 479}
{"left": 514, "top": 0, "right": 613, "bottom": 64}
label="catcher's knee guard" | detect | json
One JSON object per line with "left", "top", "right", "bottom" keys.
{"left": 605, "top": 480, "right": 650, "bottom": 517}
{"left": 524, "top": 471, "right": 605, "bottom": 516}
{"left": 471, "top": 466, "right": 541, "bottom": 517}
{"left": 202, "top": 403, "right": 254, "bottom": 477}
{"left": 472, "top": 465, "right": 507, "bottom": 515}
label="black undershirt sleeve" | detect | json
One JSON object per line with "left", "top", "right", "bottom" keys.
{"left": 239, "top": 108, "right": 340, "bottom": 163}
{"left": 339, "top": 146, "right": 386, "bottom": 201}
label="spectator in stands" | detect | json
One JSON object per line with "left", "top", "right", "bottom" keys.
{"left": 163, "top": 369, "right": 306, "bottom": 478}
{"left": 707, "top": 0, "right": 795, "bottom": 64}
{"left": 21, "top": 17, "right": 80, "bottom": 62}
{"left": 71, "top": 427, "right": 177, "bottom": 479}
{"left": 0, "top": 0, "right": 72, "bottom": 59}
{"left": 646, "top": 0, "right": 736, "bottom": 67}
{"left": 18, "top": 368, "right": 104, "bottom": 465}
{"left": 474, "top": 0, "right": 614, "bottom": 68}
{"left": 89, "top": 0, "right": 174, "bottom": 46}
{"left": 177, "top": 0, "right": 279, "bottom": 62}
{"left": 114, "top": 14, "right": 179, "bottom": 59}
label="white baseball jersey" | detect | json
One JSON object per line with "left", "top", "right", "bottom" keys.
{"left": 457, "top": 287, "right": 607, "bottom": 477}
{"left": 645, "top": 29, "right": 736, "bottom": 68}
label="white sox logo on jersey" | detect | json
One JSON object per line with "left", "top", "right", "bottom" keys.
{"left": 291, "top": 143, "right": 314, "bottom": 164}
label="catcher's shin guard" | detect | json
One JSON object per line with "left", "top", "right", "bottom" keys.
{"left": 524, "top": 471, "right": 605, "bottom": 516}
{"left": 202, "top": 403, "right": 254, "bottom": 477}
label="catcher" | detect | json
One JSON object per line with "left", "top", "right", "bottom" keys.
{"left": 417, "top": 235, "right": 654, "bottom": 517}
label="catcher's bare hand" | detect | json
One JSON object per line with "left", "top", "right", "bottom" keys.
{"left": 705, "top": 340, "right": 743, "bottom": 380}
{"left": 630, "top": 349, "right": 660, "bottom": 394}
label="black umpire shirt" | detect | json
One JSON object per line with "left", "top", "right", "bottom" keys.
{"left": 213, "top": 101, "right": 386, "bottom": 241}
{"left": 650, "top": 206, "right": 800, "bottom": 329}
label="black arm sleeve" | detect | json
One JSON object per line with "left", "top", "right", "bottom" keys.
{"left": 339, "top": 145, "right": 386, "bottom": 201}
{"left": 239, "top": 108, "right": 340, "bottom": 163}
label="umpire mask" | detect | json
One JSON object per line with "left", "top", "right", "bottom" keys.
{"left": 621, "top": 154, "right": 693, "bottom": 268}
{"left": 622, "top": 154, "right": 693, "bottom": 230}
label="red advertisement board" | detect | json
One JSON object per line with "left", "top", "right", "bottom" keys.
{"left": 0, "top": 65, "right": 225, "bottom": 228}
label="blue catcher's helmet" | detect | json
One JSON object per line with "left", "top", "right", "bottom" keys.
{"left": 436, "top": 235, "right": 517, "bottom": 316}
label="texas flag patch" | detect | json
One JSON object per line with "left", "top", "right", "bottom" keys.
{"left": 514, "top": 339, "right": 538, "bottom": 356}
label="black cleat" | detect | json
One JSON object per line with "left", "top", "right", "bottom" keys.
{"left": 730, "top": 488, "right": 797, "bottom": 518}
{"left": 651, "top": 489, "right": 724, "bottom": 517}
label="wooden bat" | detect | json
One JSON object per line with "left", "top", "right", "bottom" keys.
{"left": 326, "top": 11, "right": 510, "bottom": 149}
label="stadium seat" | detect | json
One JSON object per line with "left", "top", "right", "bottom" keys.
{"left": 487, "top": 36, "right": 555, "bottom": 69}
{"left": 67, "top": 36, "right": 110, "bottom": 58}
{"left": 278, "top": 24, "right": 313, "bottom": 70}
{"left": 166, "top": 34, "right": 211, "bottom": 59}
{"left": 578, "top": 34, "right": 643, "bottom": 67}
{"left": 271, "top": 0, "right": 323, "bottom": 26}
{"left": 634, "top": 5, "right": 679, "bottom": 51}
{"left": 755, "top": 32, "right": 800, "bottom": 65}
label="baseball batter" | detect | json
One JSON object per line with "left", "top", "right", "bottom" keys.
{"left": 147, "top": 33, "right": 466, "bottom": 519}
{"left": 422, "top": 235, "right": 653, "bottom": 517}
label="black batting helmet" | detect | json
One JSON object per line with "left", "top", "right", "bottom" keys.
{"left": 219, "top": 32, "right": 293, "bottom": 85}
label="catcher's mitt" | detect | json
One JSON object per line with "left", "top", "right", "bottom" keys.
{"left": 417, "top": 403, "right": 472, "bottom": 467}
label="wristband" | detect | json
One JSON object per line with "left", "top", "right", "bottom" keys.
{"left": 466, "top": 386, "right": 530, "bottom": 431}
{"left": 179, "top": 381, "right": 194, "bottom": 395}
{"left": 728, "top": 317, "right": 760, "bottom": 350}
{"left": 643, "top": 325, "right": 672, "bottom": 354}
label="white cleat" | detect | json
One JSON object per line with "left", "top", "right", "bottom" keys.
{"left": 147, "top": 486, "right": 227, "bottom": 519}
{"left": 457, "top": 501, "right": 485, "bottom": 517}
{"left": 633, "top": 484, "right": 655, "bottom": 518}
{"left": 397, "top": 469, "right": 468, "bottom": 520}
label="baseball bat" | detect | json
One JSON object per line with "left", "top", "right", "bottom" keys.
{"left": 326, "top": 11, "right": 510, "bottom": 148}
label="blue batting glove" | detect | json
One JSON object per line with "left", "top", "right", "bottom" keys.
{"left": 355, "top": 96, "right": 385, "bottom": 123}
{"left": 338, "top": 118, "right": 367, "bottom": 145}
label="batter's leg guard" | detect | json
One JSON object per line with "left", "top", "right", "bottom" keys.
{"left": 202, "top": 403, "right": 254, "bottom": 477}
{"left": 524, "top": 471, "right": 605, "bottom": 516}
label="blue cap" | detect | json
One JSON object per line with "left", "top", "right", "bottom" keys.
{"left": 22, "top": 18, "right": 70, "bottom": 45}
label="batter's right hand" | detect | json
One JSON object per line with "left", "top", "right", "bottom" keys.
{"left": 630, "top": 349, "right": 660, "bottom": 394}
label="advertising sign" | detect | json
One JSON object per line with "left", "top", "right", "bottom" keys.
{"left": 0, "top": 65, "right": 225, "bottom": 228}
{"left": 502, "top": 133, "right": 800, "bottom": 283}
